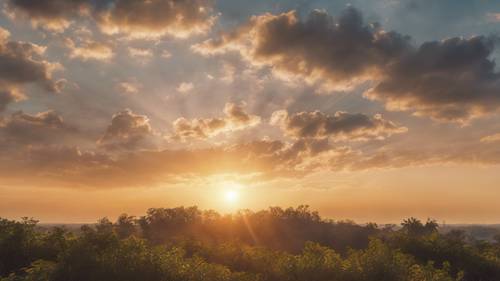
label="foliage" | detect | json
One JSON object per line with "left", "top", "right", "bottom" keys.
{"left": 0, "top": 207, "right": 499, "bottom": 281}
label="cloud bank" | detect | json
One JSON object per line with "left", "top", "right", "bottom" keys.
{"left": 194, "top": 7, "right": 500, "bottom": 122}
{"left": 271, "top": 110, "right": 407, "bottom": 141}
{"left": 5, "top": 0, "right": 216, "bottom": 38}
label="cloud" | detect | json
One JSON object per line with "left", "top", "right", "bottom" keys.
{"left": 365, "top": 36, "right": 500, "bottom": 123}
{"left": 98, "top": 109, "right": 154, "bottom": 150}
{"left": 0, "top": 145, "right": 115, "bottom": 188}
{"left": 25, "top": 146, "right": 112, "bottom": 171}
{"left": 64, "top": 38, "right": 114, "bottom": 61}
{"left": 4, "top": 0, "right": 90, "bottom": 32}
{"left": 346, "top": 143, "right": 500, "bottom": 171}
{"left": 193, "top": 7, "right": 411, "bottom": 90}
{"left": 271, "top": 110, "right": 407, "bottom": 141}
{"left": 480, "top": 133, "right": 500, "bottom": 143}
{"left": 194, "top": 7, "right": 500, "bottom": 123}
{"left": 0, "top": 88, "right": 24, "bottom": 112}
{"left": 95, "top": 0, "right": 216, "bottom": 39}
{"left": 5, "top": 0, "right": 216, "bottom": 38}
{"left": 0, "top": 138, "right": 339, "bottom": 188}
{"left": 224, "top": 102, "right": 261, "bottom": 127}
{"left": 0, "top": 27, "right": 62, "bottom": 110}
{"left": 171, "top": 102, "right": 261, "bottom": 140}
{"left": 0, "top": 110, "right": 75, "bottom": 145}
{"left": 2, "top": 134, "right": 500, "bottom": 188}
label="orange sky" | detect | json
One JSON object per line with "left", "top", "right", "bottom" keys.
{"left": 2, "top": 165, "right": 499, "bottom": 224}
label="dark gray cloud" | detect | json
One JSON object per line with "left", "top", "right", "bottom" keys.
{"left": 98, "top": 109, "right": 154, "bottom": 150}
{"left": 194, "top": 7, "right": 411, "bottom": 90}
{"left": 195, "top": 6, "right": 500, "bottom": 122}
{"left": 0, "top": 27, "right": 61, "bottom": 111}
{"left": 366, "top": 36, "right": 500, "bottom": 123}
{"left": 271, "top": 110, "right": 407, "bottom": 141}
{"left": 0, "top": 110, "right": 75, "bottom": 145}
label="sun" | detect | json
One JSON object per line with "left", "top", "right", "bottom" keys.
{"left": 224, "top": 190, "right": 239, "bottom": 203}
{"left": 219, "top": 181, "right": 243, "bottom": 205}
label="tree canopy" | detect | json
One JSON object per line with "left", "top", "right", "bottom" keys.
{"left": 1, "top": 206, "right": 499, "bottom": 281}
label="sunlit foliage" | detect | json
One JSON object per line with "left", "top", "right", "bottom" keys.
{"left": 1, "top": 207, "right": 499, "bottom": 281}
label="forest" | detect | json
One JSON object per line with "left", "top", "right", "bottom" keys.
{"left": 1, "top": 206, "right": 499, "bottom": 281}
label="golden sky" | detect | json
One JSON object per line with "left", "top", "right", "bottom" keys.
{"left": 1, "top": 0, "right": 500, "bottom": 223}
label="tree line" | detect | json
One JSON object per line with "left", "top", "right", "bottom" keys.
{"left": 1, "top": 206, "right": 499, "bottom": 281}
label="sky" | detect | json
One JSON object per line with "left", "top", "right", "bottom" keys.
{"left": 1, "top": 0, "right": 500, "bottom": 224}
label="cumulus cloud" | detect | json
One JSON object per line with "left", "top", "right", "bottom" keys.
{"left": 194, "top": 7, "right": 500, "bottom": 122}
{"left": 193, "top": 7, "right": 411, "bottom": 90}
{"left": 0, "top": 88, "right": 24, "bottom": 112}
{"left": 4, "top": 0, "right": 90, "bottom": 32}
{"left": 0, "top": 27, "right": 62, "bottom": 110}
{"left": 172, "top": 102, "right": 261, "bottom": 140}
{"left": 98, "top": 109, "right": 154, "bottom": 150}
{"left": 0, "top": 40, "right": 56, "bottom": 90}
{"left": 0, "top": 110, "right": 75, "bottom": 145}
{"left": 271, "top": 110, "right": 407, "bottom": 141}
{"left": 64, "top": 38, "right": 114, "bottom": 61}
{"left": 365, "top": 36, "right": 500, "bottom": 123}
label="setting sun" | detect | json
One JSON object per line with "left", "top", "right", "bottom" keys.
{"left": 224, "top": 190, "right": 239, "bottom": 203}
{"left": 219, "top": 181, "right": 243, "bottom": 205}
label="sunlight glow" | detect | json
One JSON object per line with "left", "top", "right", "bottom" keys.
{"left": 224, "top": 190, "right": 239, "bottom": 203}
{"left": 220, "top": 181, "right": 244, "bottom": 205}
